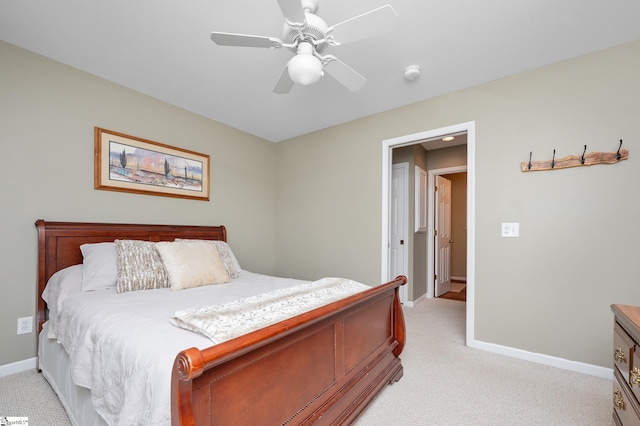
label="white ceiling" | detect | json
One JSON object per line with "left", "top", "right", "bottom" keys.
{"left": 422, "top": 133, "right": 467, "bottom": 152}
{"left": 1, "top": 1, "right": 639, "bottom": 142}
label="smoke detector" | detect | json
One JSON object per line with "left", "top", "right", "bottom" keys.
{"left": 404, "top": 65, "right": 421, "bottom": 81}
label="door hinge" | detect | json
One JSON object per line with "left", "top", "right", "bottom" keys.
{"left": 434, "top": 274, "right": 437, "bottom": 280}
{"left": 435, "top": 185, "right": 438, "bottom": 192}
{"left": 434, "top": 230, "right": 437, "bottom": 236}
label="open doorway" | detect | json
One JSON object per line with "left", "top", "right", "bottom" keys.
{"left": 381, "top": 121, "right": 475, "bottom": 347}
{"left": 431, "top": 168, "right": 467, "bottom": 302}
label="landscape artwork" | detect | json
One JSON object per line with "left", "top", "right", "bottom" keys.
{"left": 94, "top": 128, "right": 210, "bottom": 201}
{"left": 108, "top": 141, "right": 204, "bottom": 191}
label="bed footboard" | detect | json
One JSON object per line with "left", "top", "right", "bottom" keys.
{"left": 172, "top": 275, "right": 407, "bottom": 426}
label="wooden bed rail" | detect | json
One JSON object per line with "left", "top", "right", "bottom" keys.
{"left": 172, "top": 275, "right": 407, "bottom": 426}
{"left": 175, "top": 275, "right": 407, "bottom": 373}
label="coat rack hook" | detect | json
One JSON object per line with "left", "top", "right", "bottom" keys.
{"left": 580, "top": 145, "right": 587, "bottom": 165}
{"left": 616, "top": 139, "right": 623, "bottom": 161}
{"left": 551, "top": 149, "right": 556, "bottom": 168}
{"left": 528, "top": 151, "right": 532, "bottom": 170}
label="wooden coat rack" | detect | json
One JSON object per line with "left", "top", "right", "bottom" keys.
{"left": 521, "top": 140, "right": 628, "bottom": 172}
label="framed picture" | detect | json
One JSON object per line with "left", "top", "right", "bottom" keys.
{"left": 94, "top": 127, "right": 210, "bottom": 201}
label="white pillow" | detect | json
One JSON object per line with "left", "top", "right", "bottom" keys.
{"left": 156, "top": 241, "right": 231, "bottom": 291}
{"left": 80, "top": 242, "right": 118, "bottom": 291}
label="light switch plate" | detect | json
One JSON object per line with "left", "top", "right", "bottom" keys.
{"left": 501, "top": 223, "right": 519, "bottom": 237}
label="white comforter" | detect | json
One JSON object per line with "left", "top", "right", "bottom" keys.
{"left": 46, "top": 270, "right": 309, "bottom": 425}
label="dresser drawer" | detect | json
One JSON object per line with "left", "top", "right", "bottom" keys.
{"left": 613, "top": 369, "right": 640, "bottom": 425}
{"left": 631, "top": 350, "right": 640, "bottom": 403}
{"left": 615, "top": 322, "right": 635, "bottom": 381}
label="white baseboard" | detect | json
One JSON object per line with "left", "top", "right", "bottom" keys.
{"left": 469, "top": 339, "right": 613, "bottom": 380}
{"left": 402, "top": 294, "right": 609, "bottom": 380}
{"left": 404, "top": 292, "right": 428, "bottom": 307}
{"left": 451, "top": 276, "right": 467, "bottom": 282}
{"left": 0, "top": 357, "right": 37, "bottom": 378}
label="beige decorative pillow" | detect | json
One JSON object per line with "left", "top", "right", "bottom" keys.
{"left": 175, "top": 239, "right": 241, "bottom": 278}
{"left": 115, "top": 240, "right": 170, "bottom": 293}
{"left": 155, "top": 241, "right": 231, "bottom": 291}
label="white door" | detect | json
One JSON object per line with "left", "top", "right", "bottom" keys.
{"left": 390, "top": 163, "right": 408, "bottom": 303}
{"left": 435, "top": 175, "right": 452, "bottom": 297}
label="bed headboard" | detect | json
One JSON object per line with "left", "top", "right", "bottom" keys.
{"left": 35, "top": 219, "right": 227, "bottom": 331}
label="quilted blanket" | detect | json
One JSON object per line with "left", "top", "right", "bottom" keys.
{"left": 170, "top": 277, "right": 369, "bottom": 343}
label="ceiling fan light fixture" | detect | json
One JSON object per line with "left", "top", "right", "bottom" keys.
{"left": 211, "top": 1, "right": 398, "bottom": 94}
{"left": 287, "top": 42, "right": 323, "bottom": 86}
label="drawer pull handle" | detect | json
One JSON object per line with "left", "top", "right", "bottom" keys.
{"left": 632, "top": 367, "right": 640, "bottom": 387}
{"left": 614, "top": 389, "right": 626, "bottom": 410}
{"left": 615, "top": 347, "right": 627, "bottom": 363}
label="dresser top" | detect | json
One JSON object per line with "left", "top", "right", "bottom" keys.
{"left": 612, "top": 304, "right": 640, "bottom": 343}
{"left": 612, "top": 304, "right": 640, "bottom": 324}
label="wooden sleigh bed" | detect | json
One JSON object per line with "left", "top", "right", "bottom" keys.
{"left": 36, "top": 220, "right": 407, "bottom": 425}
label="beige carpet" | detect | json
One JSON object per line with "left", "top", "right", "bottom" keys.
{"left": 355, "top": 298, "right": 612, "bottom": 425}
{"left": 0, "top": 366, "right": 71, "bottom": 424}
{"left": 0, "top": 298, "right": 612, "bottom": 425}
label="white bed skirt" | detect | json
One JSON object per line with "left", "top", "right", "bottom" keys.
{"left": 39, "top": 322, "right": 107, "bottom": 426}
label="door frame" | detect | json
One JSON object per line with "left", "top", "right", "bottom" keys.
{"left": 429, "top": 166, "right": 467, "bottom": 299}
{"left": 381, "top": 121, "right": 475, "bottom": 347}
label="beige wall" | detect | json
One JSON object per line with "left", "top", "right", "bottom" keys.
{"left": 3, "top": 38, "right": 639, "bottom": 371}
{"left": 0, "top": 41, "right": 277, "bottom": 366}
{"left": 275, "top": 40, "right": 640, "bottom": 368}
{"left": 411, "top": 146, "right": 429, "bottom": 299}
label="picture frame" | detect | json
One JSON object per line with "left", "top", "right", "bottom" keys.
{"left": 94, "top": 127, "right": 210, "bottom": 201}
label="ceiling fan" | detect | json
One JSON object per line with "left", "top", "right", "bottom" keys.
{"left": 210, "top": 0, "right": 398, "bottom": 94}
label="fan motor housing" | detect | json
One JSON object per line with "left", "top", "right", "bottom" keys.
{"left": 282, "top": 13, "right": 328, "bottom": 54}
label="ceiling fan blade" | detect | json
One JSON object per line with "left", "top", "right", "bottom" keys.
{"left": 327, "top": 5, "right": 398, "bottom": 45}
{"left": 324, "top": 57, "right": 367, "bottom": 92}
{"left": 277, "top": 0, "right": 306, "bottom": 25}
{"left": 211, "top": 31, "right": 283, "bottom": 49}
{"left": 273, "top": 66, "right": 295, "bottom": 94}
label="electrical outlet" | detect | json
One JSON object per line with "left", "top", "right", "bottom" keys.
{"left": 17, "top": 316, "right": 33, "bottom": 335}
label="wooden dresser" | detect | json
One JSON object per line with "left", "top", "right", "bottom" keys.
{"left": 611, "top": 304, "right": 640, "bottom": 425}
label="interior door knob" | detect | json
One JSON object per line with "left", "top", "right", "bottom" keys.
{"left": 400, "top": 240, "right": 404, "bottom": 245}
